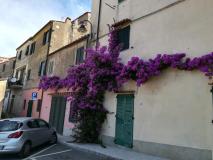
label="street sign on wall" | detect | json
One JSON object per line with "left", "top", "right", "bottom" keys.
{"left": 32, "top": 92, "right": 38, "bottom": 101}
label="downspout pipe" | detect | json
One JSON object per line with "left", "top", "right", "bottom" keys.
{"left": 39, "top": 22, "right": 53, "bottom": 118}
{"left": 96, "top": 0, "right": 102, "bottom": 46}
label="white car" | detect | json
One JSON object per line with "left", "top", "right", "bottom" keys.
{"left": 0, "top": 117, "right": 57, "bottom": 158}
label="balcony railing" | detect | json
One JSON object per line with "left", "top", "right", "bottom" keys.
{"left": 8, "top": 79, "right": 23, "bottom": 89}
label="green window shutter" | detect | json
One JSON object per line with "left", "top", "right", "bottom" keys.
{"left": 76, "top": 47, "right": 84, "bottom": 64}
{"left": 118, "top": 25, "right": 130, "bottom": 51}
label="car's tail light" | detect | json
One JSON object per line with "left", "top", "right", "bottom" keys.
{"left": 8, "top": 131, "right": 23, "bottom": 138}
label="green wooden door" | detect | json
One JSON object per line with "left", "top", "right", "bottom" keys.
{"left": 49, "top": 96, "right": 66, "bottom": 134}
{"left": 27, "top": 100, "right": 33, "bottom": 117}
{"left": 115, "top": 94, "right": 134, "bottom": 148}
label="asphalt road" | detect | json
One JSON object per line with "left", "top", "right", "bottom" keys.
{"left": 0, "top": 143, "right": 116, "bottom": 160}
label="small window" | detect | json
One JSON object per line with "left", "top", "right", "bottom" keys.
{"left": 26, "top": 69, "right": 31, "bottom": 80}
{"left": 2, "top": 64, "right": 6, "bottom": 72}
{"left": 118, "top": 0, "right": 125, "bottom": 3}
{"left": 43, "top": 30, "right": 51, "bottom": 45}
{"left": 117, "top": 25, "right": 130, "bottom": 51}
{"left": 23, "top": 100, "right": 26, "bottom": 110}
{"left": 18, "top": 51, "right": 22, "bottom": 60}
{"left": 30, "top": 42, "right": 36, "bottom": 55}
{"left": 37, "top": 119, "right": 48, "bottom": 128}
{"left": 27, "top": 120, "right": 39, "bottom": 128}
{"left": 37, "top": 99, "right": 42, "bottom": 112}
{"left": 38, "top": 61, "right": 46, "bottom": 76}
{"left": 75, "top": 47, "right": 84, "bottom": 65}
{"left": 25, "top": 45, "right": 30, "bottom": 56}
{"left": 48, "top": 61, "right": 54, "bottom": 75}
{"left": 69, "top": 101, "right": 78, "bottom": 123}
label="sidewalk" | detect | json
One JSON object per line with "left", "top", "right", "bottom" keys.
{"left": 58, "top": 135, "right": 170, "bottom": 160}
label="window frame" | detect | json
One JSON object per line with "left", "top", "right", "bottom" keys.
{"left": 36, "top": 119, "right": 49, "bottom": 128}
{"left": 30, "top": 42, "right": 36, "bottom": 55}
{"left": 75, "top": 46, "right": 85, "bottom": 65}
{"left": 38, "top": 61, "right": 46, "bottom": 76}
{"left": 43, "top": 30, "right": 51, "bottom": 45}
{"left": 27, "top": 120, "right": 39, "bottom": 129}
{"left": 117, "top": 25, "right": 130, "bottom": 51}
{"left": 48, "top": 60, "right": 54, "bottom": 75}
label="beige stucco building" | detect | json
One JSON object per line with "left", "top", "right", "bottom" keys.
{"left": 10, "top": 12, "right": 91, "bottom": 120}
{"left": 0, "top": 57, "right": 16, "bottom": 116}
{"left": 91, "top": 0, "right": 213, "bottom": 160}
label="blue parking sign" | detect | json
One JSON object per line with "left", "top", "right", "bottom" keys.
{"left": 32, "top": 92, "right": 37, "bottom": 100}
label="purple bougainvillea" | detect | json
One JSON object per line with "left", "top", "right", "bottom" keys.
{"left": 39, "top": 27, "right": 213, "bottom": 143}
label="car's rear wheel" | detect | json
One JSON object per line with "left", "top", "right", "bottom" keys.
{"left": 50, "top": 133, "right": 57, "bottom": 144}
{"left": 19, "top": 142, "right": 31, "bottom": 158}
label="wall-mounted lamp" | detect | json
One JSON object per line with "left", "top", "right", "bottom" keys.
{"left": 78, "top": 20, "right": 93, "bottom": 40}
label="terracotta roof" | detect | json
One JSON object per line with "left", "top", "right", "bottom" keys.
{"left": 112, "top": 19, "right": 132, "bottom": 27}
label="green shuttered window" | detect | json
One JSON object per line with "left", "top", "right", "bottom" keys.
{"left": 76, "top": 47, "right": 84, "bottom": 65}
{"left": 117, "top": 26, "right": 130, "bottom": 51}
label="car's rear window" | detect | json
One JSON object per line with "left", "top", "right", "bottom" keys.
{"left": 0, "top": 120, "right": 22, "bottom": 132}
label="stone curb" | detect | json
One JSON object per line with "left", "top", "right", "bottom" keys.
{"left": 58, "top": 140, "right": 122, "bottom": 160}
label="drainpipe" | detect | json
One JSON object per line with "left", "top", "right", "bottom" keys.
{"left": 39, "top": 22, "right": 53, "bottom": 118}
{"left": 96, "top": 0, "right": 102, "bottom": 46}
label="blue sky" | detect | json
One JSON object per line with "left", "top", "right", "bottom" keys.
{"left": 0, "top": 0, "right": 91, "bottom": 57}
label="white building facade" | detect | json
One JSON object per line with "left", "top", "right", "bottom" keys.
{"left": 91, "top": 0, "right": 213, "bottom": 160}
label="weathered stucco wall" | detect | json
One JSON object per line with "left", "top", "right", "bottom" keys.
{"left": 0, "top": 80, "right": 7, "bottom": 117}
{"left": 92, "top": 0, "right": 213, "bottom": 159}
{"left": 47, "top": 40, "right": 87, "bottom": 78}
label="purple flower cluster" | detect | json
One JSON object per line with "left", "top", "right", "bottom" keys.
{"left": 38, "top": 28, "right": 213, "bottom": 143}
{"left": 119, "top": 53, "right": 213, "bottom": 86}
